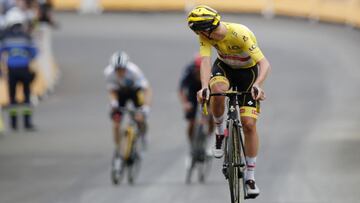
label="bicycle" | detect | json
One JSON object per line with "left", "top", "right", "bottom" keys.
{"left": 203, "top": 89, "right": 257, "bottom": 202}
{"left": 111, "top": 107, "right": 142, "bottom": 185}
{"left": 185, "top": 105, "right": 212, "bottom": 184}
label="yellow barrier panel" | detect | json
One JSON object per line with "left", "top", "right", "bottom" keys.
{"left": 100, "top": 0, "right": 184, "bottom": 11}
{"left": 316, "top": 0, "right": 351, "bottom": 23}
{"left": 53, "top": 0, "right": 81, "bottom": 10}
{"left": 348, "top": 0, "right": 360, "bottom": 26}
{"left": 273, "top": 0, "right": 317, "bottom": 17}
{"left": 53, "top": 0, "right": 360, "bottom": 28}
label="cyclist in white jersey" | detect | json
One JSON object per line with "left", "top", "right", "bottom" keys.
{"left": 104, "top": 50, "right": 152, "bottom": 172}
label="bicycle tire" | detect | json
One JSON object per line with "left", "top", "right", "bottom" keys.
{"left": 128, "top": 152, "right": 141, "bottom": 184}
{"left": 185, "top": 157, "right": 195, "bottom": 184}
{"left": 189, "top": 115, "right": 211, "bottom": 184}
{"left": 198, "top": 155, "right": 212, "bottom": 183}
{"left": 227, "top": 120, "right": 242, "bottom": 203}
{"left": 111, "top": 164, "right": 125, "bottom": 185}
{"left": 235, "top": 124, "right": 246, "bottom": 202}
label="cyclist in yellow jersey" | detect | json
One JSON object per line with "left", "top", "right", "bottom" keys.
{"left": 187, "top": 5, "right": 271, "bottom": 197}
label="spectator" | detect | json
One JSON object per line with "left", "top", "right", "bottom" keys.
{"left": 0, "top": 7, "right": 37, "bottom": 131}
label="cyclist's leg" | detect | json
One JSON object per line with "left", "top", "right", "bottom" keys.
{"left": 209, "top": 59, "right": 230, "bottom": 127}
{"left": 240, "top": 114, "right": 259, "bottom": 177}
{"left": 236, "top": 65, "right": 260, "bottom": 197}
{"left": 240, "top": 111, "right": 260, "bottom": 196}
{"left": 112, "top": 90, "right": 128, "bottom": 154}
{"left": 131, "top": 88, "right": 147, "bottom": 134}
{"left": 209, "top": 59, "right": 230, "bottom": 158}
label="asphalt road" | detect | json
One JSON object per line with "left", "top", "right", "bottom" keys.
{"left": 0, "top": 12, "right": 360, "bottom": 203}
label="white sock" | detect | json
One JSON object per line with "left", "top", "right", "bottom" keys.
{"left": 213, "top": 115, "right": 225, "bottom": 135}
{"left": 245, "top": 156, "right": 257, "bottom": 181}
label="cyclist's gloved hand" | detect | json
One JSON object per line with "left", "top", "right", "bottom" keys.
{"left": 251, "top": 84, "right": 266, "bottom": 101}
{"left": 111, "top": 109, "right": 122, "bottom": 122}
{"left": 197, "top": 87, "right": 210, "bottom": 103}
{"left": 110, "top": 100, "right": 119, "bottom": 108}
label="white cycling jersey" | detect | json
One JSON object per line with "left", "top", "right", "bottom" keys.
{"left": 104, "top": 61, "right": 149, "bottom": 91}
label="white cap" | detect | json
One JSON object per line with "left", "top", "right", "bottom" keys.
{"left": 5, "top": 7, "right": 26, "bottom": 27}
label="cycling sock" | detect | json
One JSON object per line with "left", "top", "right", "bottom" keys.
{"left": 245, "top": 156, "right": 257, "bottom": 181}
{"left": 213, "top": 115, "right": 224, "bottom": 135}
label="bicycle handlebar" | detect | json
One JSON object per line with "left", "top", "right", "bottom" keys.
{"left": 209, "top": 91, "right": 251, "bottom": 97}
{"left": 202, "top": 90, "right": 252, "bottom": 116}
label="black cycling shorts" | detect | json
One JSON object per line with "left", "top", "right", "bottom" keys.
{"left": 117, "top": 87, "right": 144, "bottom": 109}
{"left": 210, "top": 59, "right": 260, "bottom": 118}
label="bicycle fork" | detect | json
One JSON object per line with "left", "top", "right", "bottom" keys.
{"left": 222, "top": 124, "right": 246, "bottom": 180}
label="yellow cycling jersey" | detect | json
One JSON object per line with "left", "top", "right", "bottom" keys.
{"left": 199, "top": 22, "right": 264, "bottom": 69}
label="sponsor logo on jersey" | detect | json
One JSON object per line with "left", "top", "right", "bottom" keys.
{"left": 249, "top": 44, "right": 257, "bottom": 52}
{"left": 228, "top": 45, "right": 241, "bottom": 50}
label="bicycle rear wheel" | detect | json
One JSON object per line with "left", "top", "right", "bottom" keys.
{"left": 227, "top": 120, "right": 244, "bottom": 203}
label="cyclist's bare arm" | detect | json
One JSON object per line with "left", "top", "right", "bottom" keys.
{"left": 197, "top": 56, "right": 212, "bottom": 102}
{"left": 200, "top": 56, "right": 212, "bottom": 88}
{"left": 143, "top": 86, "right": 152, "bottom": 107}
{"left": 253, "top": 57, "right": 271, "bottom": 100}
{"left": 254, "top": 57, "right": 271, "bottom": 87}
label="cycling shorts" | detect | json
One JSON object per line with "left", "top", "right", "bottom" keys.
{"left": 117, "top": 87, "right": 145, "bottom": 109}
{"left": 209, "top": 59, "right": 260, "bottom": 119}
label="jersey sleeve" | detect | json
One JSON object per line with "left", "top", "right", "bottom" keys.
{"left": 239, "top": 30, "right": 264, "bottom": 63}
{"left": 199, "top": 36, "right": 211, "bottom": 57}
{"left": 128, "top": 63, "right": 149, "bottom": 89}
{"left": 104, "top": 66, "right": 119, "bottom": 91}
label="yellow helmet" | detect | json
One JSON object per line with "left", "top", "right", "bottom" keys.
{"left": 187, "top": 5, "right": 221, "bottom": 32}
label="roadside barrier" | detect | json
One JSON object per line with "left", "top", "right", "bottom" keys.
{"left": 53, "top": 0, "right": 360, "bottom": 28}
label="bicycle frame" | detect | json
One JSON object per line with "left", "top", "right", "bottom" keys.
{"left": 207, "top": 90, "right": 250, "bottom": 202}
{"left": 114, "top": 107, "right": 142, "bottom": 185}
{"left": 118, "top": 108, "right": 140, "bottom": 162}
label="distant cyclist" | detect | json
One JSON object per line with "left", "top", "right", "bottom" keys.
{"left": 178, "top": 53, "right": 213, "bottom": 144}
{"left": 104, "top": 50, "right": 152, "bottom": 172}
{"left": 187, "top": 5, "right": 271, "bottom": 197}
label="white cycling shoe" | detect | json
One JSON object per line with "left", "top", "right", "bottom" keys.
{"left": 245, "top": 179, "right": 260, "bottom": 199}
{"left": 212, "top": 134, "right": 225, "bottom": 158}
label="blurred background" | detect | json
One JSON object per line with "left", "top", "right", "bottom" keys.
{"left": 0, "top": 0, "right": 360, "bottom": 203}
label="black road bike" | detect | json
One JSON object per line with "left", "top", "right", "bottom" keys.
{"left": 204, "top": 89, "right": 258, "bottom": 202}
{"left": 185, "top": 106, "right": 212, "bottom": 184}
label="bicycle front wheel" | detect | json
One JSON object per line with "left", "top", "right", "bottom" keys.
{"left": 128, "top": 152, "right": 141, "bottom": 184}
{"left": 227, "top": 120, "right": 244, "bottom": 203}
